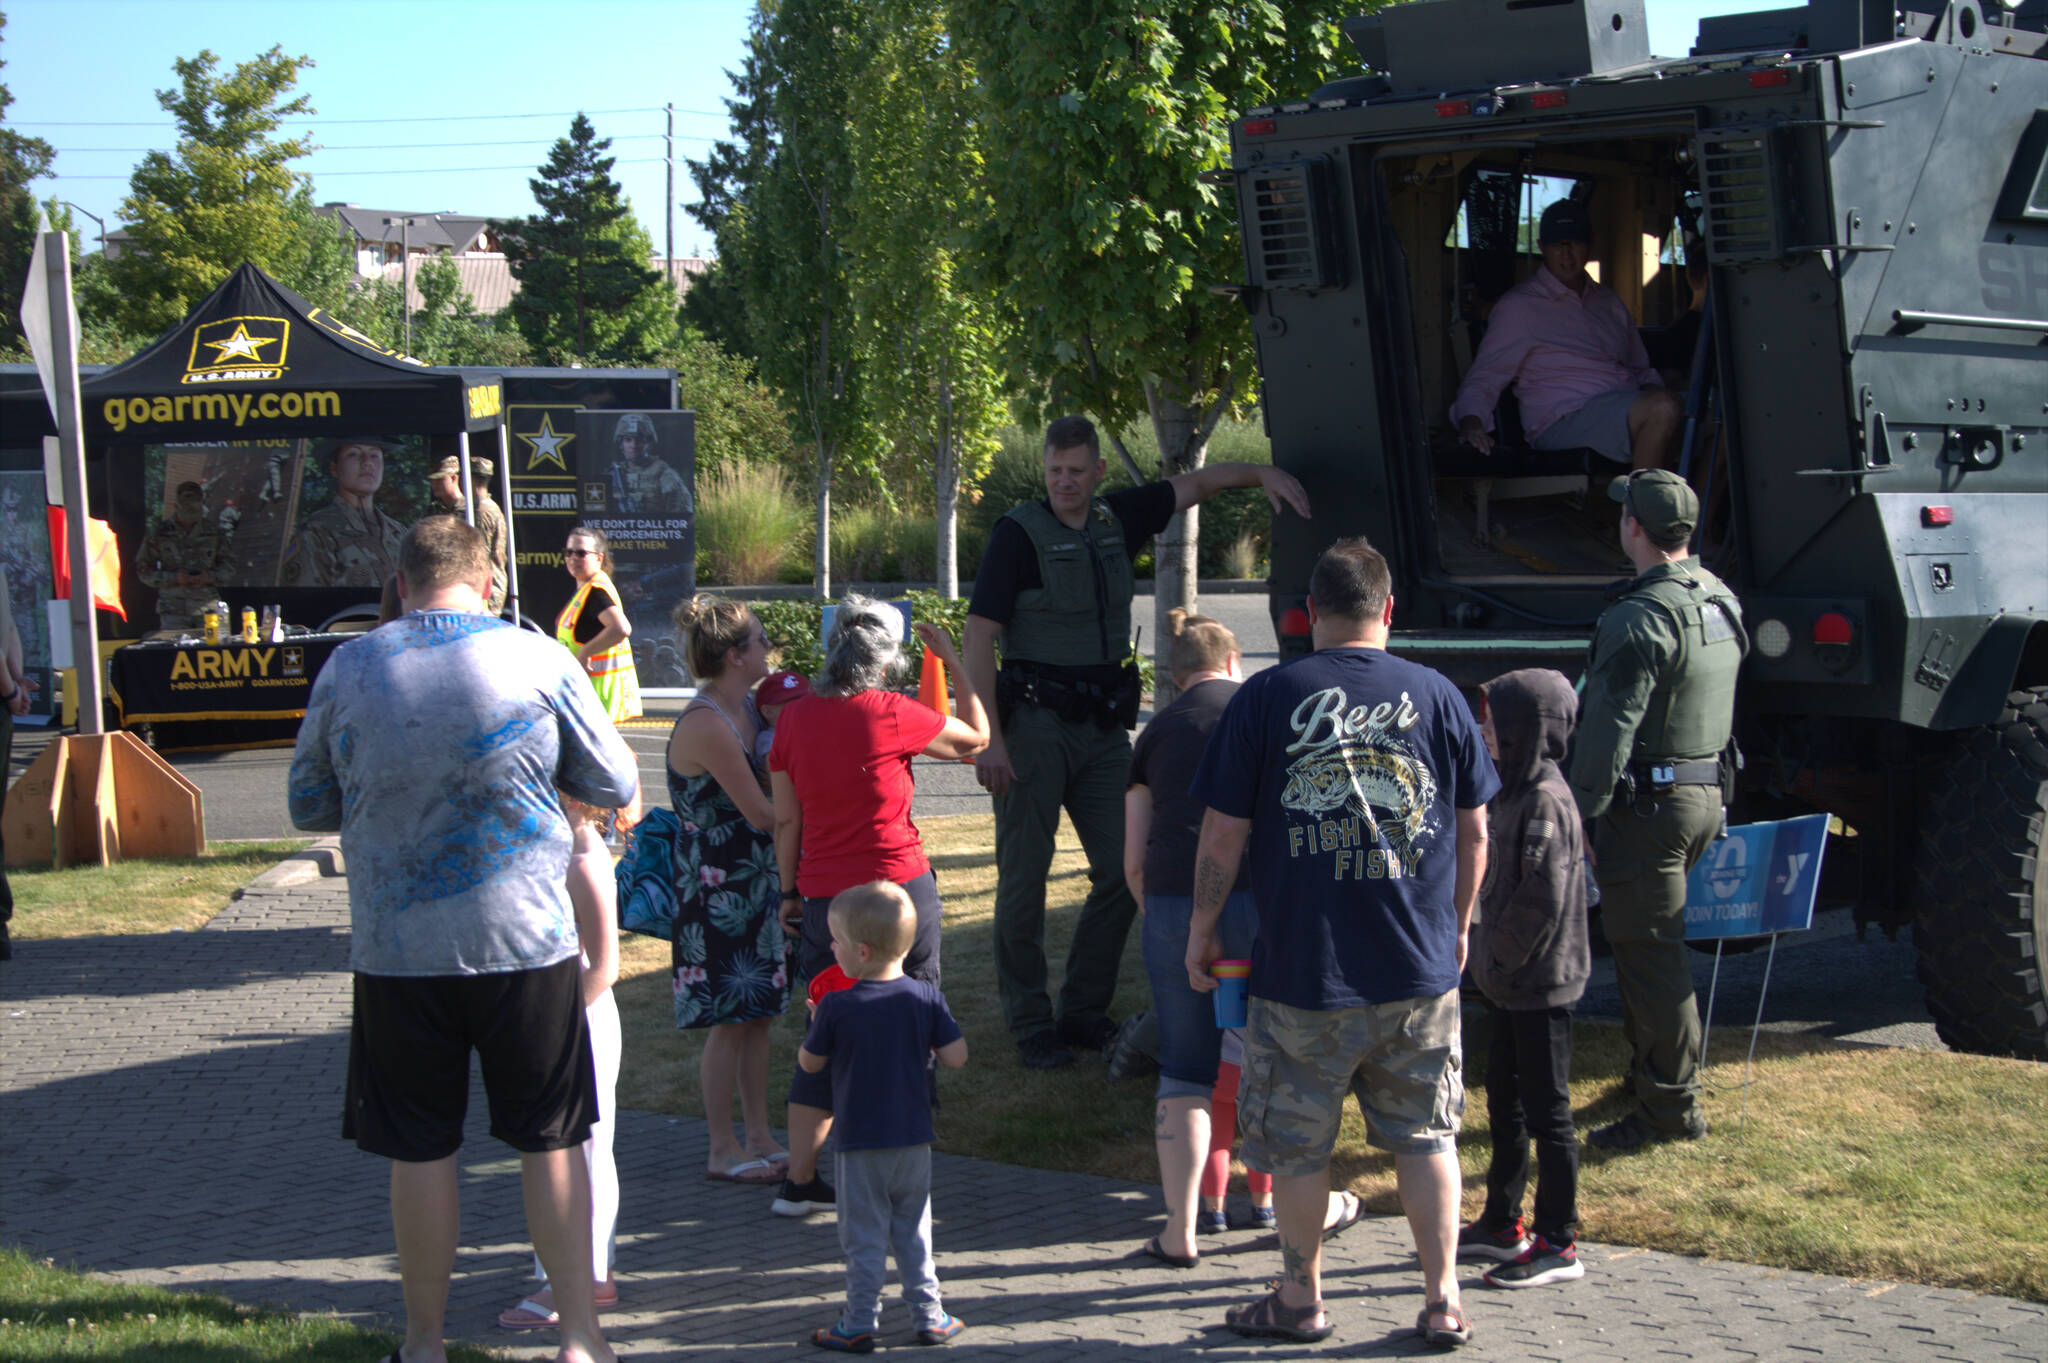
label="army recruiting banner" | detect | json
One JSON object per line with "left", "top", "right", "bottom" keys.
{"left": 574, "top": 410, "right": 695, "bottom": 688}
{"left": 1682, "top": 813, "right": 1829, "bottom": 941}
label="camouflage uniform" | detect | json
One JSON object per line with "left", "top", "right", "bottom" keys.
{"left": 611, "top": 456, "right": 691, "bottom": 516}
{"left": 136, "top": 509, "right": 236, "bottom": 628}
{"left": 423, "top": 493, "right": 509, "bottom": 616}
{"left": 288, "top": 500, "right": 405, "bottom": 590}
{"left": 476, "top": 491, "right": 509, "bottom": 616}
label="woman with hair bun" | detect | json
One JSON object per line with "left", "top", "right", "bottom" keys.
{"left": 762, "top": 595, "right": 991, "bottom": 1217}
{"left": 667, "top": 595, "right": 791, "bottom": 1183}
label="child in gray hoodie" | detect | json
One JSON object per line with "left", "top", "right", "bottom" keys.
{"left": 1460, "top": 667, "right": 1590, "bottom": 1289}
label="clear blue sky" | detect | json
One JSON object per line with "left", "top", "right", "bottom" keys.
{"left": 7, "top": 0, "right": 1760, "bottom": 254}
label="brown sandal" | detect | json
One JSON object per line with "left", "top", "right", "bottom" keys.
{"left": 1416, "top": 1298, "right": 1473, "bottom": 1348}
{"left": 1226, "top": 1285, "right": 1333, "bottom": 1343}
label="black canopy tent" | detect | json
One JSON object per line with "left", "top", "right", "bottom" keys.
{"left": 5, "top": 263, "right": 521, "bottom": 629}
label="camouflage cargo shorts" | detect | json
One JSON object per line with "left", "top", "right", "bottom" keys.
{"left": 1237, "top": 991, "right": 1464, "bottom": 1174}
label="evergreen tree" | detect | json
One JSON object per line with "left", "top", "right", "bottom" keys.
{"left": 0, "top": 12, "right": 58, "bottom": 348}
{"left": 495, "top": 114, "right": 674, "bottom": 362}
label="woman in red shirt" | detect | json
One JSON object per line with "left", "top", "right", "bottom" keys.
{"left": 763, "top": 596, "right": 989, "bottom": 1217}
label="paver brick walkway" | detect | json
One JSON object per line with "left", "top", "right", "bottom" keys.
{"left": 3, "top": 863, "right": 2043, "bottom": 1361}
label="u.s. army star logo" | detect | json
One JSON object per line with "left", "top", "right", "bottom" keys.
{"left": 187, "top": 315, "right": 291, "bottom": 377}
{"left": 520, "top": 413, "right": 576, "bottom": 472}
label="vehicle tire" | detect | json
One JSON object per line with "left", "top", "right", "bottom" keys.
{"left": 1911, "top": 686, "right": 2048, "bottom": 1061}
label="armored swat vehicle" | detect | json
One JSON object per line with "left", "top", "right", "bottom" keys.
{"left": 1225, "top": 0, "right": 2048, "bottom": 1058}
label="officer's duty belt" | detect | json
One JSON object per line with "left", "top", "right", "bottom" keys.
{"left": 1628, "top": 758, "right": 1720, "bottom": 787}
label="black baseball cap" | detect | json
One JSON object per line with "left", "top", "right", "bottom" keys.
{"left": 1538, "top": 199, "right": 1593, "bottom": 245}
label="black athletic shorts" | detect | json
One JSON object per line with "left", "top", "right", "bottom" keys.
{"left": 344, "top": 957, "right": 596, "bottom": 1163}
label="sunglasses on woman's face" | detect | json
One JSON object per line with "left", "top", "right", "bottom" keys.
{"left": 564, "top": 548, "right": 598, "bottom": 558}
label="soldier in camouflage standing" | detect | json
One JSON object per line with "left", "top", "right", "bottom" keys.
{"left": 135, "top": 481, "right": 236, "bottom": 629}
{"left": 426, "top": 455, "right": 509, "bottom": 617}
{"left": 1569, "top": 470, "right": 1748, "bottom": 1152}
{"left": 605, "top": 413, "right": 690, "bottom": 516}
{"left": 288, "top": 437, "right": 406, "bottom": 589}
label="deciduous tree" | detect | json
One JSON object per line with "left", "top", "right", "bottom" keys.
{"left": 702, "top": 0, "right": 875, "bottom": 595}
{"left": 953, "top": 0, "right": 1352, "bottom": 678}
{"left": 103, "top": 46, "right": 352, "bottom": 338}
{"left": 846, "top": 3, "right": 1007, "bottom": 597}
{"left": 0, "top": 11, "right": 56, "bottom": 349}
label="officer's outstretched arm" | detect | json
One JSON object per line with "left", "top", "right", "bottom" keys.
{"left": 1167, "top": 462, "right": 1312, "bottom": 521}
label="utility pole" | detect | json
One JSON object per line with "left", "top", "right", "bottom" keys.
{"left": 383, "top": 216, "right": 416, "bottom": 355}
{"left": 665, "top": 103, "right": 676, "bottom": 294}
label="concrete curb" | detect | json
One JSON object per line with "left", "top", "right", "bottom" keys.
{"left": 240, "top": 836, "right": 345, "bottom": 892}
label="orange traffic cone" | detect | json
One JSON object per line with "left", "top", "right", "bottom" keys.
{"left": 919, "top": 646, "right": 951, "bottom": 719}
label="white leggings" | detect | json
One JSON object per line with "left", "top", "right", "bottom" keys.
{"left": 535, "top": 987, "right": 621, "bottom": 1283}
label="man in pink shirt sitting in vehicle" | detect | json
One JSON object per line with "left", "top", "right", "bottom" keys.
{"left": 1451, "top": 199, "right": 1682, "bottom": 471}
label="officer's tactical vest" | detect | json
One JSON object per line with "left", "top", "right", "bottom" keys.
{"left": 1625, "top": 563, "right": 1748, "bottom": 762}
{"left": 1001, "top": 499, "right": 1134, "bottom": 669}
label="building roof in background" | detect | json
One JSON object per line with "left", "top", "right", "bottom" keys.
{"left": 316, "top": 204, "right": 492, "bottom": 254}
{"left": 371, "top": 254, "right": 713, "bottom": 314}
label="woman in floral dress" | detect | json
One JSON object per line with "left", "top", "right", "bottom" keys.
{"left": 667, "top": 596, "right": 791, "bottom": 1182}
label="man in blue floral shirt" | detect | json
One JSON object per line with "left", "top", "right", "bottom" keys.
{"left": 290, "top": 516, "right": 638, "bottom": 1363}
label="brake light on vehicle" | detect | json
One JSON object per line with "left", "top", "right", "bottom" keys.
{"left": 1813, "top": 612, "right": 1854, "bottom": 646}
{"left": 1921, "top": 505, "right": 1954, "bottom": 526}
{"left": 1279, "top": 607, "right": 1312, "bottom": 637}
{"left": 1435, "top": 100, "right": 1472, "bottom": 118}
{"left": 1532, "top": 90, "right": 1568, "bottom": 109}
{"left": 1242, "top": 118, "right": 1278, "bottom": 136}
{"left": 1749, "top": 69, "right": 1791, "bottom": 87}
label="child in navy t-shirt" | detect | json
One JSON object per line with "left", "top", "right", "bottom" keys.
{"left": 798, "top": 881, "right": 969, "bottom": 1352}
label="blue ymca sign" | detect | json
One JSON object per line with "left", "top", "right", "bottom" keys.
{"left": 1683, "top": 814, "right": 1829, "bottom": 941}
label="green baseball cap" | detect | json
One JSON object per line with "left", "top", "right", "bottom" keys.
{"left": 1609, "top": 468, "right": 1698, "bottom": 543}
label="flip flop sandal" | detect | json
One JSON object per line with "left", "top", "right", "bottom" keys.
{"left": 1225, "top": 1285, "right": 1333, "bottom": 1343}
{"left": 1322, "top": 1190, "right": 1366, "bottom": 1242}
{"left": 495, "top": 1297, "right": 559, "bottom": 1330}
{"left": 706, "top": 1156, "right": 783, "bottom": 1184}
{"left": 1134, "top": 1235, "right": 1197, "bottom": 1269}
{"left": 1416, "top": 1299, "right": 1474, "bottom": 1348}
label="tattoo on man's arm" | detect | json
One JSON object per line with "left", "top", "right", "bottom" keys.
{"left": 1195, "top": 853, "right": 1231, "bottom": 910}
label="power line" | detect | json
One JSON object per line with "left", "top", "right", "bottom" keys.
{"left": 50, "top": 133, "right": 723, "bottom": 153}
{"left": 15, "top": 105, "right": 730, "bottom": 128}
{"left": 48, "top": 156, "right": 677, "bottom": 181}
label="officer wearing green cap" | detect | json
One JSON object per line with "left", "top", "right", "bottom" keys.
{"left": 425, "top": 455, "right": 509, "bottom": 616}
{"left": 136, "top": 480, "right": 236, "bottom": 629}
{"left": 1569, "top": 469, "right": 1747, "bottom": 1150}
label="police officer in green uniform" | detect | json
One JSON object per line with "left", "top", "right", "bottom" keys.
{"left": 1569, "top": 469, "right": 1747, "bottom": 1150}
{"left": 425, "top": 455, "right": 509, "bottom": 616}
{"left": 135, "top": 481, "right": 236, "bottom": 629}
{"left": 964, "top": 415, "right": 1311, "bottom": 1069}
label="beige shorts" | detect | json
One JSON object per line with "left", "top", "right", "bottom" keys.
{"left": 1237, "top": 991, "right": 1464, "bottom": 1174}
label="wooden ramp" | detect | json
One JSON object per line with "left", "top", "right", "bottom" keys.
{"left": 2, "top": 733, "right": 204, "bottom": 869}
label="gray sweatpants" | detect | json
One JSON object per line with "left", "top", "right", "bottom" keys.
{"left": 834, "top": 1145, "right": 944, "bottom": 1334}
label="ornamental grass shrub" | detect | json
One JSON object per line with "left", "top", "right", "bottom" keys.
{"left": 697, "top": 462, "right": 807, "bottom": 585}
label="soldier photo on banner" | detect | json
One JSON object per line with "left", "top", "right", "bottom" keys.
{"left": 574, "top": 410, "right": 695, "bottom": 688}
{"left": 281, "top": 434, "right": 435, "bottom": 589}
{"left": 0, "top": 471, "right": 54, "bottom": 716}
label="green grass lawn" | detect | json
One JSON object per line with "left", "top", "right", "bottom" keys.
{"left": 0, "top": 1248, "right": 498, "bottom": 1363}
{"left": 6, "top": 840, "right": 314, "bottom": 938}
{"left": 616, "top": 813, "right": 2048, "bottom": 1302}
